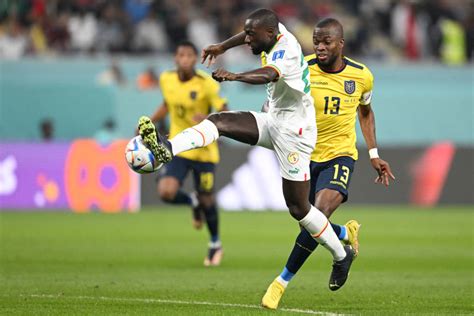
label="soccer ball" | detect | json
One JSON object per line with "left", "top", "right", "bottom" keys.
{"left": 125, "top": 136, "right": 163, "bottom": 174}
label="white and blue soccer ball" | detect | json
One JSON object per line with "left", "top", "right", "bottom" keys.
{"left": 125, "top": 136, "right": 163, "bottom": 174}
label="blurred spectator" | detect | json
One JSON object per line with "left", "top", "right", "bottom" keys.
{"left": 124, "top": 0, "right": 152, "bottom": 24}
{"left": 0, "top": 0, "right": 470, "bottom": 63}
{"left": 94, "top": 118, "right": 118, "bottom": 146}
{"left": 188, "top": 10, "right": 218, "bottom": 51}
{"left": 39, "top": 118, "right": 54, "bottom": 141}
{"left": 136, "top": 66, "right": 159, "bottom": 90}
{"left": 162, "top": 0, "right": 189, "bottom": 51}
{"left": 96, "top": 61, "right": 127, "bottom": 86}
{"left": 29, "top": 14, "right": 48, "bottom": 55}
{"left": 68, "top": 8, "right": 98, "bottom": 53}
{"left": 0, "top": 18, "right": 29, "bottom": 60}
{"left": 391, "top": 0, "right": 429, "bottom": 60}
{"left": 293, "top": 12, "right": 315, "bottom": 55}
{"left": 95, "top": 3, "right": 128, "bottom": 53}
{"left": 46, "top": 12, "right": 70, "bottom": 52}
{"left": 132, "top": 11, "right": 168, "bottom": 53}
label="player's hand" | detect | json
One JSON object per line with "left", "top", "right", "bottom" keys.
{"left": 371, "top": 158, "right": 395, "bottom": 187}
{"left": 212, "top": 68, "right": 237, "bottom": 82}
{"left": 201, "top": 44, "right": 225, "bottom": 67}
{"left": 192, "top": 113, "right": 207, "bottom": 123}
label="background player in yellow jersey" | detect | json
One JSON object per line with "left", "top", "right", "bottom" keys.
{"left": 262, "top": 18, "right": 395, "bottom": 309}
{"left": 147, "top": 41, "right": 228, "bottom": 266}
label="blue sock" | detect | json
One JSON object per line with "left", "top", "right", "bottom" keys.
{"left": 331, "top": 223, "right": 347, "bottom": 240}
{"left": 279, "top": 267, "right": 295, "bottom": 282}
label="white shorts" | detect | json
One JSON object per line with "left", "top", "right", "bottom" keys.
{"left": 250, "top": 111, "right": 317, "bottom": 181}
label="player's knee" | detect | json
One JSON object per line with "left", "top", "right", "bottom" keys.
{"left": 314, "top": 201, "right": 334, "bottom": 218}
{"left": 207, "top": 112, "right": 229, "bottom": 135}
{"left": 158, "top": 187, "right": 177, "bottom": 202}
{"left": 286, "top": 201, "right": 309, "bottom": 221}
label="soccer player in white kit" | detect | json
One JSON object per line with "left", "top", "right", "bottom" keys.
{"left": 137, "top": 8, "right": 355, "bottom": 296}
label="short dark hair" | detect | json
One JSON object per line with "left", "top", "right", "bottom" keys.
{"left": 247, "top": 8, "right": 279, "bottom": 29}
{"left": 175, "top": 40, "right": 198, "bottom": 55}
{"left": 315, "top": 18, "right": 344, "bottom": 38}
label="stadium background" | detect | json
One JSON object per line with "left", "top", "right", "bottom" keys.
{"left": 0, "top": 0, "right": 472, "bottom": 315}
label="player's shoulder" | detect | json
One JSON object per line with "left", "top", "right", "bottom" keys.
{"left": 195, "top": 69, "right": 212, "bottom": 81}
{"left": 344, "top": 57, "right": 373, "bottom": 77}
{"left": 304, "top": 53, "right": 317, "bottom": 65}
{"left": 160, "top": 70, "right": 177, "bottom": 82}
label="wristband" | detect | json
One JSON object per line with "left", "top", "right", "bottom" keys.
{"left": 369, "top": 148, "right": 379, "bottom": 159}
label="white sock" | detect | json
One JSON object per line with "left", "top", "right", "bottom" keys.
{"left": 169, "top": 119, "right": 219, "bottom": 156}
{"left": 299, "top": 206, "right": 346, "bottom": 261}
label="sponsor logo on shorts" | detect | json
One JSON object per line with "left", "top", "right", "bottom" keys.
{"left": 287, "top": 152, "right": 299, "bottom": 164}
{"left": 289, "top": 168, "right": 300, "bottom": 174}
{"left": 330, "top": 180, "right": 347, "bottom": 189}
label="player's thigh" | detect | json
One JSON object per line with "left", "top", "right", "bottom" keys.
{"left": 270, "top": 121, "right": 316, "bottom": 182}
{"left": 207, "top": 111, "right": 260, "bottom": 145}
{"left": 313, "top": 156, "right": 356, "bottom": 214}
{"left": 157, "top": 157, "right": 189, "bottom": 198}
{"left": 191, "top": 161, "right": 216, "bottom": 195}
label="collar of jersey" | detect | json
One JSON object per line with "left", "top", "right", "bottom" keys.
{"left": 316, "top": 57, "right": 347, "bottom": 74}
{"left": 265, "top": 33, "right": 284, "bottom": 54}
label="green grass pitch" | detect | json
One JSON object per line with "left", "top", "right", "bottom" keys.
{"left": 1, "top": 206, "right": 472, "bottom": 315}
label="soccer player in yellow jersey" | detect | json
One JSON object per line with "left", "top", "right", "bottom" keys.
{"left": 147, "top": 41, "right": 228, "bottom": 266}
{"left": 262, "top": 18, "right": 395, "bottom": 309}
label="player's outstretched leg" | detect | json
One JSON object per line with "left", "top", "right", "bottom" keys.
{"left": 329, "top": 244, "right": 356, "bottom": 291}
{"left": 138, "top": 116, "right": 173, "bottom": 163}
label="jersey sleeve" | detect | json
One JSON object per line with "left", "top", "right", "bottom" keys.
{"left": 360, "top": 67, "right": 374, "bottom": 106}
{"left": 263, "top": 39, "right": 298, "bottom": 79}
{"left": 205, "top": 76, "right": 227, "bottom": 111}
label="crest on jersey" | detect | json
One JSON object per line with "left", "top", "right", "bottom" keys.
{"left": 344, "top": 80, "right": 356, "bottom": 94}
{"left": 190, "top": 91, "right": 197, "bottom": 100}
{"left": 287, "top": 152, "right": 299, "bottom": 164}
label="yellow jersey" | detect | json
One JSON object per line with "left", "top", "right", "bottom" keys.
{"left": 160, "top": 69, "right": 227, "bottom": 163}
{"left": 305, "top": 55, "right": 374, "bottom": 162}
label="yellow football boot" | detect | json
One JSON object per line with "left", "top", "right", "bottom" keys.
{"left": 344, "top": 220, "right": 361, "bottom": 257}
{"left": 261, "top": 279, "right": 286, "bottom": 310}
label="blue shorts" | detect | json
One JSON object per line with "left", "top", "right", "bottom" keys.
{"left": 157, "top": 156, "right": 216, "bottom": 193}
{"left": 309, "top": 156, "right": 356, "bottom": 204}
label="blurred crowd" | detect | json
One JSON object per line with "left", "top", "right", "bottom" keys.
{"left": 0, "top": 0, "right": 472, "bottom": 64}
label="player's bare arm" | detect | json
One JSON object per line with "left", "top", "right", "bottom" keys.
{"left": 212, "top": 67, "right": 278, "bottom": 85}
{"left": 201, "top": 32, "right": 246, "bottom": 67}
{"left": 150, "top": 103, "right": 168, "bottom": 123}
{"left": 358, "top": 104, "right": 395, "bottom": 186}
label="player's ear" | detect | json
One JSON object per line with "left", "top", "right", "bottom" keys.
{"left": 339, "top": 38, "right": 345, "bottom": 49}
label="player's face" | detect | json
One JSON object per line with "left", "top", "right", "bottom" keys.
{"left": 175, "top": 46, "right": 197, "bottom": 72}
{"left": 313, "top": 27, "right": 344, "bottom": 66}
{"left": 244, "top": 20, "right": 272, "bottom": 55}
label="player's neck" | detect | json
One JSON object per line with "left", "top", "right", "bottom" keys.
{"left": 319, "top": 57, "right": 345, "bottom": 73}
{"left": 178, "top": 69, "right": 195, "bottom": 82}
{"left": 265, "top": 35, "right": 279, "bottom": 53}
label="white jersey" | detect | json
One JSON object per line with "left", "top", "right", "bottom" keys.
{"left": 261, "top": 23, "right": 315, "bottom": 127}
